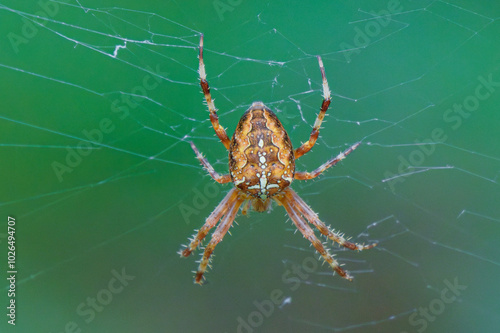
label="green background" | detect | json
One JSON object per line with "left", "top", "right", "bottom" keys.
{"left": 1, "top": 1, "right": 499, "bottom": 332}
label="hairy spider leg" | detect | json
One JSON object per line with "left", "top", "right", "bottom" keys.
{"left": 276, "top": 192, "right": 352, "bottom": 281}
{"left": 294, "top": 56, "right": 332, "bottom": 159}
{"left": 294, "top": 142, "right": 360, "bottom": 180}
{"left": 240, "top": 200, "right": 251, "bottom": 215}
{"left": 283, "top": 188, "right": 377, "bottom": 251}
{"left": 190, "top": 142, "right": 231, "bottom": 184}
{"left": 194, "top": 193, "right": 244, "bottom": 285}
{"left": 180, "top": 188, "right": 240, "bottom": 258}
{"left": 198, "top": 34, "right": 231, "bottom": 150}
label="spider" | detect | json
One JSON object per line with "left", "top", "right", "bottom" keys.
{"left": 180, "top": 34, "right": 377, "bottom": 285}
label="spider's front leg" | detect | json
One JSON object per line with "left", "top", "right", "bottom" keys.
{"left": 180, "top": 188, "right": 239, "bottom": 258}
{"left": 179, "top": 188, "right": 244, "bottom": 285}
{"left": 194, "top": 193, "right": 244, "bottom": 285}
{"left": 198, "top": 34, "right": 231, "bottom": 150}
{"left": 283, "top": 188, "right": 377, "bottom": 251}
{"left": 276, "top": 192, "right": 353, "bottom": 280}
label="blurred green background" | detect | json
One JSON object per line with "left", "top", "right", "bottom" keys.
{"left": 1, "top": 0, "right": 499, "bottom": 332}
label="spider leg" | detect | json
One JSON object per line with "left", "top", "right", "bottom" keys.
{"left": 283, "top": 188, "right": 377, "bottom": 251}
{"left": 190, "top": 142, "right": 231, "bottom": 184}
{"left": 241, "top": 199, "right": 251, "bottom": 215}
{"left": 294, "top": 56, "right": 331, "bottom": 159}
{"left": 294, "top": 142, "right": 360, "bottom": 180}
{"left": 180, "top": 188, "right": 239, "bottom": 258}
{"left": 194, "top": 194, "right": 244, "bottom": 285}
{"left": 276, "top": 192, "right": 352, "bottom": 281}
{"left": 198, "top": 34, "right": 231, "bottom": 150}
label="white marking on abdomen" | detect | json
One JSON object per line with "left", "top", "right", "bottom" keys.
{"left": 234, "top": 176, "right": 245, "bottom": 186}
{"left": 260, "top": 175, "right": 268, "bottom": 192}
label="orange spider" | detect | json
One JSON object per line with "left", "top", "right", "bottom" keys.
{"left": 180, "top": 34, "right": 377, "bottom": 285}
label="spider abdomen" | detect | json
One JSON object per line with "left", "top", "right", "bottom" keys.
{"left": 229, "top": 102, "right": 295, "bottom": 200}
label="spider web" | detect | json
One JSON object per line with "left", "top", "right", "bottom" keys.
{"left": 1, "top": 1, "right": 500, "bottom": 332}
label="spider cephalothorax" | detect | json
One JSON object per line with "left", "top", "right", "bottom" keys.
{"left": 180, "top": 34, "right": 377, "bottom": 285}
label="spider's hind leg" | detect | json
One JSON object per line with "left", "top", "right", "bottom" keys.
{"left": 198, "top": 34, "right": 231, "bottom": 150}
{"left": 294, "top": 56, "right": 331, "bottom": 159}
